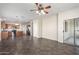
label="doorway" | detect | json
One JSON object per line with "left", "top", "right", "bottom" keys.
{"left": 25, "top": 21, "right": 33, "bottom": 38}
{"left": 64, "top": 18, "right": 79, "bottom": 46}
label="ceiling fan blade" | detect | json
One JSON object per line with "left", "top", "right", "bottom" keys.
{"left": 30, "top": 9, "right": 35, "bottom": 11}
{"left": 43, "top": 10, "right": 48, "bottom": 14}
{"left": 45, "top": 12, "right": 48, "bottom": 14}
{"left": 35, "top": 3, "right": 38, "bottom": 6}
{"left": 35, "top": 3, "right": 40, "bottom": 10}
{"left": 30, "top": 9, "right": 36, "bottom": 11}
{"left": 39, "top": 4, "right": 42, "bottom": 7}
{"left": 35, "top": 3, "right": 42, "bottom": 7}
{"left": 45, "top": 5, "right": 51, "bottom": 9}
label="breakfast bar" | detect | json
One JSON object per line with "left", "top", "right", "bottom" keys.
{"left": 1, "top": 31, "right": 23, "bottom": 39}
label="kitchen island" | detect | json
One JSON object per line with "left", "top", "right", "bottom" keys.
{"left": 1, "top": 31, "right": 23, "bottom": 39}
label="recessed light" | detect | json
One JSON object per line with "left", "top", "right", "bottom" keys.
{"left": 15, "top": 23, "right": 19, "bottom": 25}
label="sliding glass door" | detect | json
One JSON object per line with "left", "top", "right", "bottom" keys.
{"left": 64, "top": 18, "right": 79, "bottom": 46}
{"left": 74, "top": 18, "right": 79, "bottom": 46}
{"left": 64, "top": 19, "right": 74, "bottom": 45}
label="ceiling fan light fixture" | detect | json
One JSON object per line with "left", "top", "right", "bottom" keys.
{"left": 41, "top": 10, "right": 46, "bottom": 15}
{"left": 38, "top": 12, "right": 41, "bottom": 15}
{"left": 36, "top": 11, "right": 41, "bottom": 15}
{"left": 36, "top": 10, "right": 39, "bottom": 14}
{"left": 15, "top": 23, "right": 19, "bottom": 25}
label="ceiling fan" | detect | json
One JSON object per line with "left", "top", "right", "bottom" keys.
{"left": 30, "top": 3, "right": 51, "bottom": 15}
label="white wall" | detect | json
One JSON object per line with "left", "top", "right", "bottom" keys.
{"left": 33, "top": 15, "right": 58, "bottom": 41}
{"left": 58, "top": 7, "right": 79, "bottom": 43}
{"left": 42, "top": 15, "right": 58, "bottom": 41}
{"left": 33, "top": 19, "right": 39, "bottom": 38}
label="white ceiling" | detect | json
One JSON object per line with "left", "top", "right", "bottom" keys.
{"left": 0, "top": 3, "right": 79, "bottom": 24}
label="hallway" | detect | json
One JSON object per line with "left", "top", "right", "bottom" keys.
{"left": 0, "top": 36, "right": 79, "bottom": 55}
